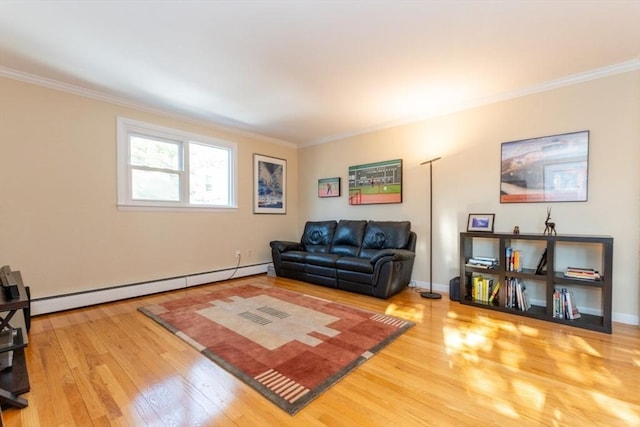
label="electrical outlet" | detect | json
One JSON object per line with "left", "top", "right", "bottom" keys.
{"left": 235, "top": 250, "right": 241, "bottom": 258}
{"left": 247, "top": 249, "right": 252, "bottom": 259}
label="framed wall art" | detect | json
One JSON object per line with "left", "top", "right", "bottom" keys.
{"left": 500, "top": 130, "right": 589, "bottom": 203}
{"left": 318, "top": 177, "right": 341, "bottom": 198}
{"left": 253, "top": 154, "right": 286, "bottom": 214}
{"left": 467, "top": 213, "right": 495, "bottom": 232}
{"left": 348, "top": 159, "right": 403, "bottom": 205}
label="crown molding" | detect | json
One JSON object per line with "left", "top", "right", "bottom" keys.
{"left": 0, "top": 66, "right": 297, "bottom": 149}
{"left": 300, "top": 58, "right": 640, "bottom": 147}
{"left": 486, "top": 58, "right": 640, "bottom": 104}
{"left": 3, "top": 58, "right": 637, "bottom": 150}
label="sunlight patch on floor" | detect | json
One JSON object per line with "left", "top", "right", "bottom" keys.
{"left": 443, "top": 324, "right": 493, "bottom": 364}
{"left": 442, "top": 309, "right": 640, "bottom": 426}
{"left": 590, "top": 391, "right": 640, "bottom": 425}
{"left": 568, "top": 335, "right": 601, "bottom": 357}
{"left": 492, "top": 399, "right": 520, "bottom": 418}
{"left": 511, "top": 379, "right": 546, "bottom": 411}
{"left": 384, "top": 303, "right": 424, "bottom": 323}
{"left": 495, "top": 339, "right": 527, "bottom": 372}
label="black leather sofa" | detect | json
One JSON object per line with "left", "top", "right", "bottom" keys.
{"left": 269, "top": 220, "right": 416, "bottom": 298}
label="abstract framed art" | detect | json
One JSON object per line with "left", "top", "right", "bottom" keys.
{"left": 253, "top": 154, "right": 286, "bottom": 214}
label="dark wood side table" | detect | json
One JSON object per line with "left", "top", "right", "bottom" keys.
{"left": 0, "top": 271, "right": 30, "bottom": 409}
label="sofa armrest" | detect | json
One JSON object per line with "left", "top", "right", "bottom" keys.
{"left": 370, "top": 248, "right": 415, "bottom": 264}
{"left": 270, "top": 240, "right": 303, "bottom": 253}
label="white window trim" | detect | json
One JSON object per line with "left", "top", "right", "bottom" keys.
{"left": 117, "top": 117, "right": 238, "bottom": 210}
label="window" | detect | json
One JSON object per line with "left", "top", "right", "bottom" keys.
{"left": 117, "top": 117, "right": 237, "bottom": 209}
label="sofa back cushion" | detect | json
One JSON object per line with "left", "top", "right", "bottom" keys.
{"left": 330, "top": 220, "right": 367, "bottom": 256}
{"left": 301, "top": 221, "right": 337, "bottom": 253}
{"left": 360, "top": 221, "right": 412, "bottom": 258}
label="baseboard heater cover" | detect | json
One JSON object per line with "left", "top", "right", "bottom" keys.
{"left": 31, "top": 263, "right": 268, "bottom": 316}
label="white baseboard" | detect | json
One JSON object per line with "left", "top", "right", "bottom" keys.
{"left": 31, "top": 263, "right": 269, "bottom": 316}
{"left": 409, "top": 280, "right": 450, "bottom": 295}
{"left": 612, "top": 312, "right": 639, "bottom": 326}
{"left": 32, "top": 270, "right": 638, "bottom": 326}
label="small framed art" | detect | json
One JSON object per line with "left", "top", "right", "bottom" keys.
{"left": 318, "top": 177, "right": 341, "bottom": 198}
{"left": 467, "top": 213, "right": 495, "bottom": 232}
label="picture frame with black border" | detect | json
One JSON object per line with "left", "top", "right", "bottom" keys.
{"left": 318, "top": 177, "right": 341, "bottom": 198}
{"left": 467, "top": 213, "right": 495, "bottom": 232}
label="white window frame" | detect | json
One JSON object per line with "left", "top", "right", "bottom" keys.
{"left": 117, "top": 117, "right": 237, "bottom": 210}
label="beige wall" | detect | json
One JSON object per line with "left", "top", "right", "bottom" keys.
{"left": 298, "top": 70, "right": 640, "bottom": 324}
{"left": 2, "top": 70, "right": 638, "bottom": 324}
{"left": 0, "top": 77, "right": 299, "bottom": 299}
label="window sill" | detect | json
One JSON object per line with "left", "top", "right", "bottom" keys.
{"left": 117, "top": 203, "right": 238, "bottom": 213}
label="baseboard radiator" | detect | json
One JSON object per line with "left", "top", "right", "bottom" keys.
{"left": 31, "top": 263, "right": 269, "bottom": 316}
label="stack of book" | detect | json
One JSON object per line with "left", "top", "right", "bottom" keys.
{"left": 505, "top": 278, "right": 530, "bottom": 311}
{"left": 564, "top": 267, "right": 601, "bottom": 280}
{"left": 471, "top": 276, "right": 500, "bottom": 304}
{"left": 553, "top": 288, "right": 581, "bottom": 319}
{"left": 505, "top": 247, "right": 522, "bottom": 272}
{"left": 466, "top": 256, "right": 498, "bottom": 269}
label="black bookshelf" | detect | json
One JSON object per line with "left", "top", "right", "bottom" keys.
{"left": 459, "top": 232, "right": 613, "bottom": 333}
{"left": 0, "top": 271, "right": 30, "bottom": 409}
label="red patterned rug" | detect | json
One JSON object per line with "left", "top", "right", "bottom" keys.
{"left": 138, "top": 283, "right": 413, "bottom": 415}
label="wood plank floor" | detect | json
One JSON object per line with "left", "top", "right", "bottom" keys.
{"left": 2, "top": 274, "right": 639, "bottom": 426}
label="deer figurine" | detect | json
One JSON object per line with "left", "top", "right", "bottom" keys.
{"left": 543, "top": 207, "right": 557, "bottom": 235}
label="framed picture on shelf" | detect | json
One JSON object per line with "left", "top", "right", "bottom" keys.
{"left": 467, "top": 213, "right": 495, "bottom": 232}
{"left": 253, "top": 154, "right": 286, "bottom": 214}
{"left": 348, "top": 159, "right": 403, "bottom": 205}
{"left": 318, "top": 177, "right": 341, "bottom": 198}
{"left": 500, "top": 130, "right": 589, "bottom": 203}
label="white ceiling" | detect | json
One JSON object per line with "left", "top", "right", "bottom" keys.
{"left": 1, "top": 1, "right": 639, "bottom": 146}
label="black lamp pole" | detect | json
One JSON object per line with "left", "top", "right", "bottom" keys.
{"left": 420, "top": 157, "right": 442, "bottom": 299}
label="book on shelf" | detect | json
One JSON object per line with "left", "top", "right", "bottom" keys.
{"left": 488, "top": 281, "right": 501, "bottom": 304}
{"left": 505, "top": 247, "right": 512, "bottom": 271}
{"left": 505, "top": 277, "right": 515, "bottom": 309}
{"left": 564, "top": 290, "right": 581, "bottom": 319}
{"left": 505, "top": 247, "right": 522, "bottom": 272}
{"left": 471, "top": 275, "right": 495, "bottom": 303}
{"left": 504, "top": 277, "right": 530, "bottom": 311}
{"left": 519, "top": 283, "right": 531, "bottom": 311}
{"left": 535, "top": 248, "right": 547, "bottom": 275}
{"left": 466, "top": 262, "right": 491, "bottom": 269}
{"left": 473, "top": 256, "right": 499, "bottom": 262}
{"left": 553, "top": 288, "right": 581, "bottom": 319}
{"left": 564, "top": 267, "right": 601, "bottom": 280}
{"left": 466, "top": 256, "right": 498, "bottom": 269}
{"left": 567, "top": 267, "right": 596, "bottom": 272}
{"left": 552, "top": 288, "right": 564, "bottom": 318}
{"left": 514, "top": 281, "right": 529, "bottom": 311}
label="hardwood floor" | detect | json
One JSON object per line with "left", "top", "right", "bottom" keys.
{"left": 2, "top": 274, "right": 639, "bottom": 426}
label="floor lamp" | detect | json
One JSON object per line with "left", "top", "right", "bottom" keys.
{"left": 420, "top": 157, "right": 442, "bottom": 299}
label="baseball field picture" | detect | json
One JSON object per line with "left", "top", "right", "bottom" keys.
{"left": 348, "top": 159, "right": 402, "bottom": 205}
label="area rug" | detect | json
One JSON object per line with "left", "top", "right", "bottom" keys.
{"left": 138, "top": 283, "right": 413, "bottom": 415}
